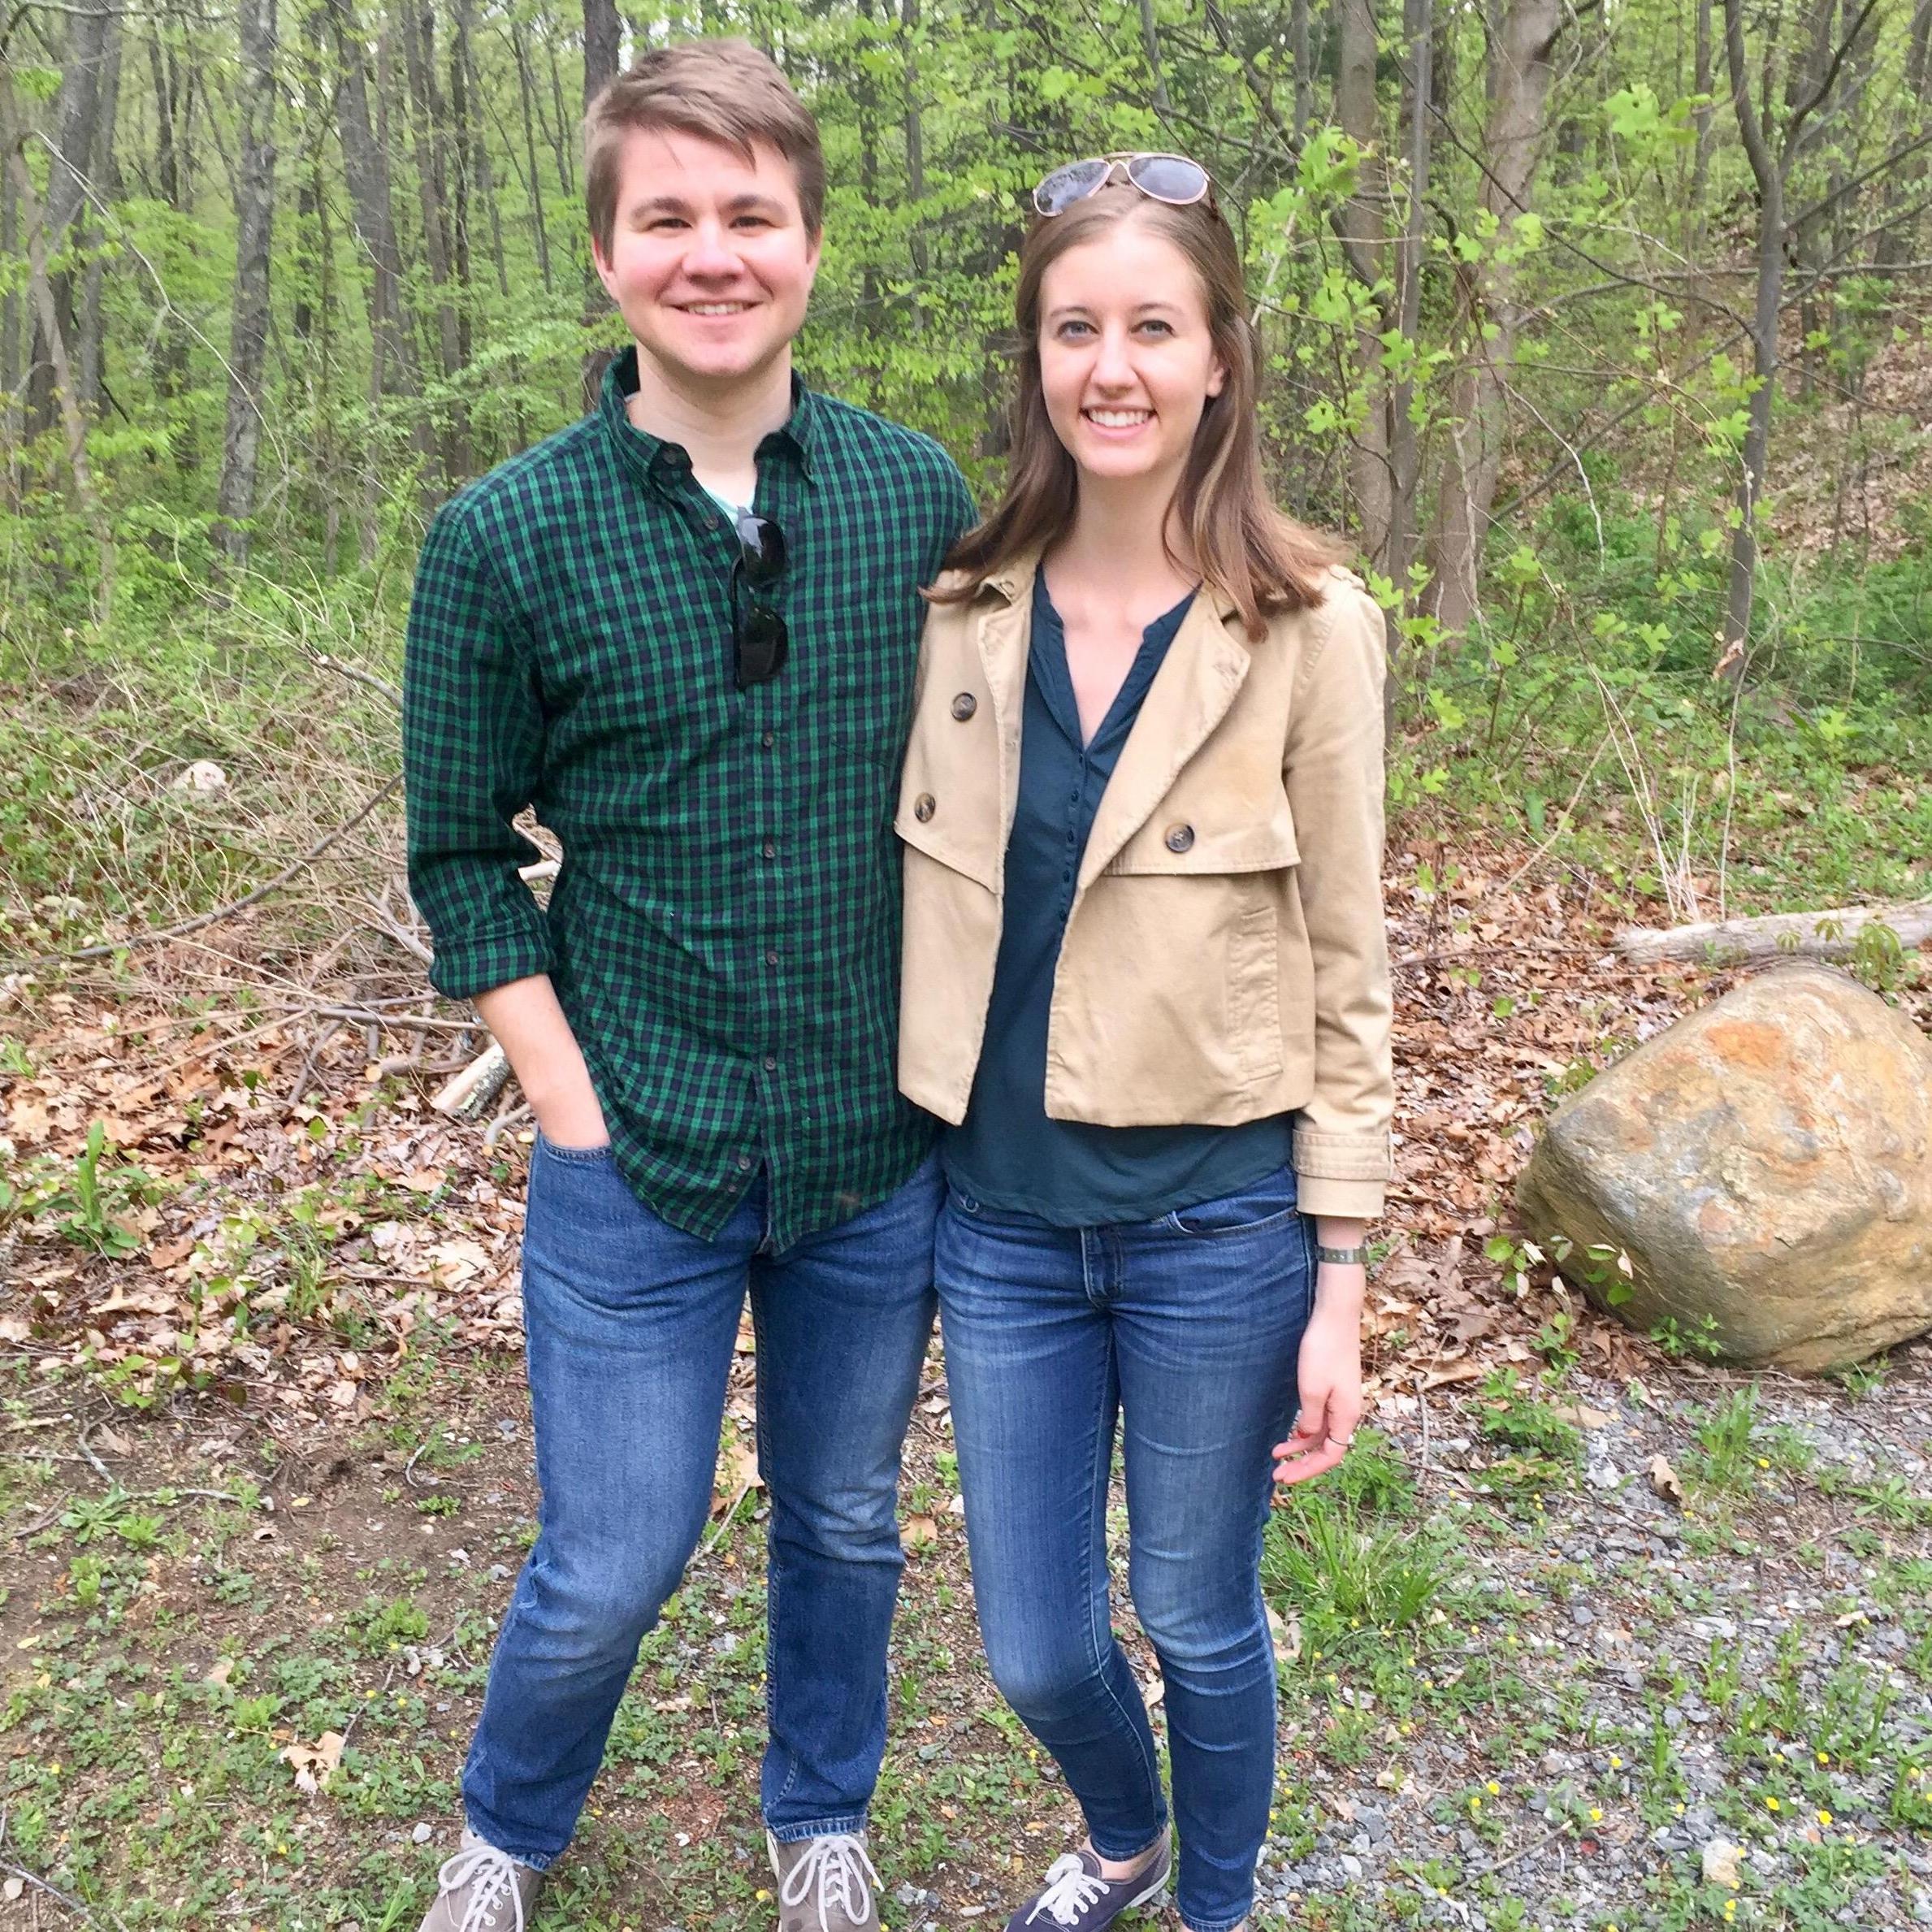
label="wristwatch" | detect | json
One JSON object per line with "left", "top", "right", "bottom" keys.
{"left": 1315, "top": 1244, "right": 1367, "bottom": 1267}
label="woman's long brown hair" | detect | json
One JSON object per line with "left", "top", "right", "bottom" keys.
{"left": 933, "top": 183, "right": 1343, "bottom": 640}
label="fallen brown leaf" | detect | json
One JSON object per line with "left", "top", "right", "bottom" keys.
{"left": 281, "top": 1729, "right": 344, "bottom": 1796}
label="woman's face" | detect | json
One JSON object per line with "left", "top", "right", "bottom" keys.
{"left": 1036, "top": 220, "right": 1226, "bottom": 494}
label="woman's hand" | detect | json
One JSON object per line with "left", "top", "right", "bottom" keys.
{"left": 1271, "top": 1254, "right": 1366, "bottom": 1487}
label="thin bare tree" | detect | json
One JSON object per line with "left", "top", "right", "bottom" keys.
{"left": 215, "top": 0, "right": 278, "bottom": 565}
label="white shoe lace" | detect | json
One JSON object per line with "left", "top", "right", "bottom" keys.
{"left": 778, "top": 1833, "right": 880, "bottom": 1932}
{"left": 1026, "top": 1854, "right": 1107, "bottom": 1927}
{"left": 436, "top": 1839, "right": 529, "bottom": 1932}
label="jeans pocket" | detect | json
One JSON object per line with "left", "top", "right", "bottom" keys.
{"left": 536, "top": 1132, "right": 617, "bottom": 1167}
{"left": 1162, "top": 1167, "right": 1301, "bottom": 1237}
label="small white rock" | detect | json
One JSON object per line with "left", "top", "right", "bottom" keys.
{"left": 172, "top": 759, "right": 229, "bottom": 793}
{"left": 412, "top": 1822, "right": 434, "bottom": 1845}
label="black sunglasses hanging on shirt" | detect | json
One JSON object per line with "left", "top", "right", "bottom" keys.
{"left": 731, "top": 508, "right": 790, "bottom": 690}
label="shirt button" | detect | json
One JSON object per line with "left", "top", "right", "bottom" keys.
{"left": 950, "top": 691, "right": 977, "bottom": 721}
{"left": 736, "top": 1154, "right": 753, "bottom": 1172}
{"left": 702, "top": 512, "right": 720, "bottom": 531}
{"left": 763, "top": 1055, "right": 778, "bottom": 1072}
{"left": 765, "top": 948, "right": 781, "bottom": 966}
{"left": 761, "top": 840, "right": 778, "bottom": 859}
{"left": 913, "top": 794, "right": 936, "bottom": 822}
{"left": 1165, "top": 822, "right": 1196, "bottom": 853}
{"left": 761, "top": 730, "right": 776, "bottom": 748}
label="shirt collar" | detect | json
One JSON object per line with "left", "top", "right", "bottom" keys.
{"left": 982, "top": 543, "right": 1236, "bottom": 625}
{"left": 598, "top": 347, "right": 821, "bottom": 493}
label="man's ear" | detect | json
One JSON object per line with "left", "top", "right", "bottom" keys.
{"left": 590, "top": 232, "right": 621, "bottom": 305}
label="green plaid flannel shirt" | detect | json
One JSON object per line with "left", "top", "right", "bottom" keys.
{"left": 403, "top": 349, "right": 975, "bottom": 1245}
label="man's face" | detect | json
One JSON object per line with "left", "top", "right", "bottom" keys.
{"left": 592, "top": 127, "right": 821, "bottom": 395}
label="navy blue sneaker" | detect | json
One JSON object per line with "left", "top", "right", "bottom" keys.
{"left": 1005, "top": 1839, "right": 1171, "bottom": 1930}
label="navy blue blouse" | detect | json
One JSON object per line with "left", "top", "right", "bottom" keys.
{"left": 942, "top": 572, "right": 1293, "bottom": 1225}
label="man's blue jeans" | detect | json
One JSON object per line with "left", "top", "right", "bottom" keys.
{"left": 935, "top": 1166, "right": 1313, "bottom": 1932}
{"left": 461, "top": 1137, "right": 941, "bottom": 1867}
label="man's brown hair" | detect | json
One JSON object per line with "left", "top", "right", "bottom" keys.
{"left": 584, "top": 39, "right": 826, "bottom": 258}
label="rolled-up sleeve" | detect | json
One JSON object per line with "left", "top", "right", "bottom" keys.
{"left": 401, "top": 499, "right": 556, "bottom": 1002}
{"left": 1283, "top": 574, "right": 1395, "bottom": 1220}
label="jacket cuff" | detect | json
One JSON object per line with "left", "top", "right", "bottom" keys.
{"left": 427, "top": 920, "right": 557, "bottom": 1003}
{"left": 1293, "top": 1124, "right": 1392, "bottom": 1223}
{"left": 1295, "top": 1173, "right": 1388, "bottom": 1221}
{"left": 1293, "top": 1124, "right": 1393, "bottom": 1179}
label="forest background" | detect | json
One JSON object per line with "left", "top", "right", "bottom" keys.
{"left": 2, "top": 0, "right": 1931, "bottom": 955}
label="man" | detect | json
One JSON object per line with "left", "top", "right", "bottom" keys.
{"left": 401, "top": 39, "right": 973, "bottom": 1932}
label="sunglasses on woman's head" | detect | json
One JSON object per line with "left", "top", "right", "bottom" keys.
{"left": 731, "top": 508, "right": 789, "bottom": 690}
{"left": 1032, "top": 153, "right": 1214, "bottom": 219}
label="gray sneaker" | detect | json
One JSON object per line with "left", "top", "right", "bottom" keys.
{"left": 768, "top": 1830, "right": 881, "bottom": 1932}
{"left": 1006, "top": 1838, "right": 1171, "bottom": 1930}
{"left": 418, "top": 1830, "right": 545, "bottom": 1932}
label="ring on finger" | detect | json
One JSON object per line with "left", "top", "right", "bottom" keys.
{"left": 1326, "top": 1433, "right": 1354, "bottom": 1450}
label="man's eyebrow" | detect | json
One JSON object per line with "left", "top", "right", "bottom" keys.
{"left": 625, "top": 191, "right": 788, "bottom": 217}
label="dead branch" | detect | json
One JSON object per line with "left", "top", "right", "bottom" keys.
{"left": 1614, "top": 899, "right": 1932, "bottom": 965}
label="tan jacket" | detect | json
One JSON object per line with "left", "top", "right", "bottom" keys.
{"left": 895, "top": 551, "right": 1394, "bottom": 1220}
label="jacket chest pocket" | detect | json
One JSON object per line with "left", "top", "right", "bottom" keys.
{"left": 1096, "top": 805, "right": 1298, "bottom": 1089}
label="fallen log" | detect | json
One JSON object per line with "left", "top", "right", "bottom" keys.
{"left": 1614, "top": 899, "right": 1932, "bottom": 965}
{"left": 431, "top": 1042, "right": 512, "bottom": 1119}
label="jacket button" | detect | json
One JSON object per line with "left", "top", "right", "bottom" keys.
{"left": 1164, "top": 822, "right": 1195, "bottom": 853}
{"left": 950, "top": 691, "right": 977, "bottom": 721}
{"left": 913, "top": 794, "right": 937, "bottom": 822}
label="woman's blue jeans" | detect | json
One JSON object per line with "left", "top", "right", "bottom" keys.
{"left": 460, "top": 1137, "right": 940, "bottom": 1868}
{"left": 936, "top": 1166, "right": 1313, "bottom": 1932}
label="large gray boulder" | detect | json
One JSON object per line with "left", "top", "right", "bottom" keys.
{"left": 1516, "top": 963, "right": 1932, "bottom": 1371}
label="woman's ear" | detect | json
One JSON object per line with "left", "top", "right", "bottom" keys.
{"left": 1206, "top": 353, "right": 1228, "bottom": 401}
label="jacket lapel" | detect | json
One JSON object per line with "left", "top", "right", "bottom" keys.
{"left": 971, "top": 554, "right": 1040, "bottom": 872}
{"left": 1077, "top": 594, "right": 1251, "bottom": 889}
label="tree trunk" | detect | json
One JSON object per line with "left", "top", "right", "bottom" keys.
{"left": 1, "top": 162, "right": 18, "bottom": 465}
{"left": 327, "top": 0, "right": 423, "bottom": 412}
{"left": 1, "top": 69, "right": 114, "bottom": 618}
{"left": 1137, "top": 0, "right": 1172, "bottom": 116}
{"left": 216, "top": 0, "right": 279, "bottom": 565}
{"left": 582, "top": 0, "right": 623, "bottom": 410}
{"left": 148, "top": 32, "right": 194, "bottom": 434}
{"left": 1388, "top": 0, "right": 1432, "bottom": 593}
{"left": 1336, "top": 0, "right": 1393, "bottom": 567}
{"left": 856, "top": 0, "right": 882, "bottom": 356}
{"left": 327, "top": 0, "right": 431, "bottom": 560}
{"left": 454, "top": 0, "right": 508, "bottom": 301}
{"left": 902, "top": 0, "right": 928, "bottom": 286}
{"left": 76, "top": 21, "right": 123, "bottom": 419}
{"left": 1690, "top": 0, "right": 1715, "bottom": 230}
{"left": 1423, "top": 0, "right": 1563, "bottom": 643}
{"left": 583, "top": 0, "right": 622, "bottom": 105}
{"left": 401, "top": 0, "right": 469, "bottom": 477}
{"left": 512, "top": 29, "right": 554, "bottom": 291}
{"left": 1718, "top": 0, "right": 1786, "bottom": 675}
{"left": 26, "top": 3, "right": 116, "bottom": 436}
{"left": 1290, "top": 0, "right": 1313, "bottom": 141}
{"left": 1874, "top": 0, "right": 1932, "bottom": 266}
{"left": 545, "top": 37, "right": 575, "bottom": 191}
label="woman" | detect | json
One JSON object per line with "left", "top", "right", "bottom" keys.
{"left": 895, "top": 154, "right": 1393, "bottom": 1932}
